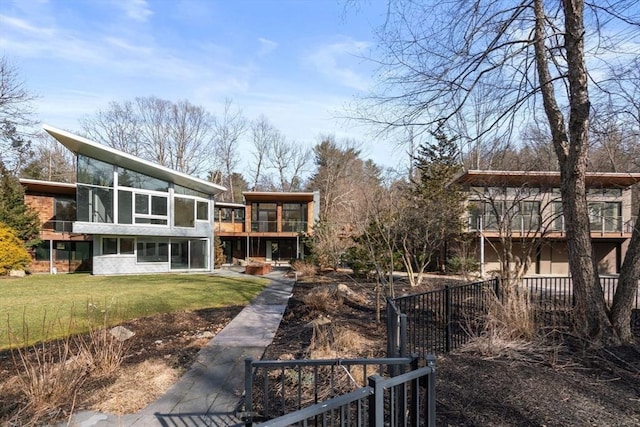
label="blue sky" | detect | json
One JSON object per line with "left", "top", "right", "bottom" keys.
{"left": 1, "top": 0, "right": 406, "bottom": 172}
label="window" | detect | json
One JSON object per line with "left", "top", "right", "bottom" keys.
{"left": 118, "top": 190, "right": 133, "bottom": 224}
{"left": 102, "top": 237, "right": 118, "bottom": 255}
{"left": 137, "top": 240, "right": 169, "bottom": 263}
{"left": 55, "top": 242, "right": 71, "bottom": 260}
{"left": 197, "top": 201, "right": 208, "bottom": 220}
{"left": 118, "top": 168, "right": 168, "bottom": 192}
{"left": 174, "top": 185, "right": 208, "bottom": 198}
{"left": 35, "top": 242, "right": 50, "bottom": 261}
{"left": 77, "top": 186, "right": 114, "bottom": 223}
{"left": 251, "top": 203, "right": 277, "bottom": 232}
{"left": 54, "top": 198, "right": 76, "bottom": 231}
{"left": 120, "top": 238, "right": 135, "bottom": 254}
{"left": 218, "top": 207, "right": 232, "bottom": 222}
{"left": 77, "top": 155, "right": 113, "bottom": 186}
{"left": 551, "top": 202, "right": 564, "bottom": 231}
{"left": 175, "top": 197, "right": 195, "bottom": 227}
{"left": 235, "top": 209, "right": 245, "bottom": 221}
{"left": 283, "top": 203, "right": 308, "bottom": 232}
{"left": 589, "top": 202, "right": 621, "bottom": 232}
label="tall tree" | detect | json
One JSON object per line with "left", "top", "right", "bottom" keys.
{"left": 0, "top": 56, "right": 36, "bottom": 173}
{"left": 249, "top": 115, "right": 278, "bottom": 191}
{"left": 365, "top": 0, "right": 640, "bottom": 344}
{"left": 211, "top": 99, "right": 247, "bottom": 202}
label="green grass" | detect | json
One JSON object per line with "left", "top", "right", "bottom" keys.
{"left": 0, "top": 273, "right": 268, "bottom": 349}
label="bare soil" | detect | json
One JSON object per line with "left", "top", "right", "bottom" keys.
{"left": 2, "top": 272, "right": 639, "bottom": 426}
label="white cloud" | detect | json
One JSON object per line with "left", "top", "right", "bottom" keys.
{"left": 305, "top": 38, "right": 371, "bottom": 91}
{"left": 257, "top": 37, "right": 278, "bottom": 56}
{"left": 0, "top": 14, "right": 54, "bottom": 37}
{"left": 118, "top": 0, "right": 153, "bottom": 22}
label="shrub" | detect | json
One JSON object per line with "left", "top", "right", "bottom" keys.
{"left": 290, "top": 259, "right": 316, "bottom": 276}
{"left": 0, "top": 223, "right": 31, "bottom": 275}
{"left": 447, "top": 256, "right": 479, "bottom": 274}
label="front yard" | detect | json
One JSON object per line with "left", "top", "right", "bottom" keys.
{"left": 0, "top": 273, "right": 267, "bottom": 349}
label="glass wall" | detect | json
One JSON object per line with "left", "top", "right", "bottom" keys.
{"left": 252, "top": 203, "right": 277, "bottom": 232}
{"left": 75, "top": 155, "right": 210, "bottom": 228}
{"left": 283, "top": 203, "right": 308, "bottom": 232}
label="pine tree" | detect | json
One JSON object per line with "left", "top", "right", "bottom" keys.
{"left": 0, "top": 161, "right": 40, "bottom": 247}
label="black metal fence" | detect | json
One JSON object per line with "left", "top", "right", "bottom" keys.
{"left": 388, "top": 276, "right": 640, "bottom": 358}
{"left": 242, "top": 355, "right": 436, "bottom": 426}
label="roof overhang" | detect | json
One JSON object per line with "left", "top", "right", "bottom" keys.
{"left": 19, "top": 178, "right": 77, "bottom": 196}
{"left": 243, "top": 192, "right": 316, "bottom": 202}
{"left": 43, "top": 125, "right": 227, "bottom": 196}
{"left": 451, "top": 170, "right": 640, "bottom": 188}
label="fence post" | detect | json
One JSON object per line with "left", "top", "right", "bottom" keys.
{"left": 425, "top": 355, "right": 437, "bottom": 427}
{"left": 410, "top": 355, "right": 420, "bottom": 427}
{"left": 445, "top": 285, "right": 452, "bottom": 353}
{"left": 494, "top": 277, "right": 502, "bottom": 301}
{"left": 368, "top": 375, "right": 385, "bottom": 427}
{"left": 386, "top": 299, "right": 398, "bottom": 358}
{"left": 399, "top": 314, "right": 408, "bottom": 359}
{"left": 243, "top": 357, "right": 254, "bottom": 426}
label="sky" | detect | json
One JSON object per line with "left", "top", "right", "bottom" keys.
{"left": 0, "top": 0, "right": 407, "bottom": 175}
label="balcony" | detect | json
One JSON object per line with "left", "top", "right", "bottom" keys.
{"left": 249, "top": 220, "right": 308, "bottom": 233}
{"left": 41, "top": 220, "right": 74, "bottom": 233}
{"left": 468, "top": 215, "right": 634, "bottom": 237}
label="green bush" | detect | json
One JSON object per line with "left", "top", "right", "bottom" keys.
{"left": 0, "top": 223, "right": 31, "bottom": 274}
{"left": 447, "top": 256, "right": 479, "bottom": 274}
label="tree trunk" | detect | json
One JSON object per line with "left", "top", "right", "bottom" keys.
{"left": 611, "top": 207, "right": 640, "bottom": 341}
{"left": 535, "top": 0, "right": 615, "bottom": 344}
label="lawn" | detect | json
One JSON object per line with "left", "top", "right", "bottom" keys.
{"left": 0, "top": 273, "right": 268, "bottom": 349}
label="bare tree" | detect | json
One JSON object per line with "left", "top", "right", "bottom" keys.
{"left": 267, "top": 137, "right": 312, "bottom": 192}
{"left": 81, "top": 100, "right": 143, "bottom": 157}
{"left": 364, "top": 0, "right": 640, "bottom": 344}
{"left": 82, "top": 96, "right": 214, "bottom": 176}
{"left": 20, "top": 132, "right": 75, "bottom": 182}
{"left": 249, "top": 115, "right": 278, "bottom": 191}
{"left": 0, "top": 56, "right": 36, "bottom": 172}
{"left": 211, "top": 99, "right": 247, "bottom": 202}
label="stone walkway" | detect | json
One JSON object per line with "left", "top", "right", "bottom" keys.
{"left": 67, "top": 269, "right": 294, "bottom": 427}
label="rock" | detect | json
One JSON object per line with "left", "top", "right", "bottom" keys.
{"left": 335, "top": 283, "right": 354, "bottom": 299}
{"left": 9, "top": 269, "right": 26, "bottom": 278}
{"left": 109, "top": 325, "right": 135, "bottom": 341}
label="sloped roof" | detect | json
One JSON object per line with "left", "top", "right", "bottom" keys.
{"left": 43, "top": 125, "right": 226, "bottom": 195}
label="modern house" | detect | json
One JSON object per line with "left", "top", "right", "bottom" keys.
{"left": 30, "top": 125, "right": 226, "bottom": 275}
{"left": 452, "top": 170, "right": 640, "bottom": 276}
{"left": 215, "top": 191, "right": 320, "bottom": 264}
{"left": 21, "top": 125, "right": 320, "bottom": 274}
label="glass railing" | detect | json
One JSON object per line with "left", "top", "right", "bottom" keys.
{"left": 251, "top": 221, "right": 278, "bottom": 232}
{"left": 42, "top": 220, "right": 74, "bottom": 233}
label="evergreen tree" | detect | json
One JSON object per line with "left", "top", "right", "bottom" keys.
{"left": 410, "top": 124, "right": 466, "bottom": 270}
{"left": 0, "top": 161, "right": 40, "bottom": 247}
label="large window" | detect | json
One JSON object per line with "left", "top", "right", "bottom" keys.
{"left": 252, "top": 202, "right": 277, "bottom": 232}
{"left": 283, "top": 203, "right": 307, "bottom": 232}
{"left": 174, "top": 197, "right": 195, "bottom": 227}
{"left": 136, "top": 240, "right": 169, "bottom": 263}
{"left": 589, "top": 202, "right": 621, "bottom": 232}
{"left": 78, "top": 155, "right": 113, "bottom": 186}
{"left": 170, "top": 239, "right": 208, "bottom": 270}
{"left": 77, "top": 185, "right": 114, "bottom": 223}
